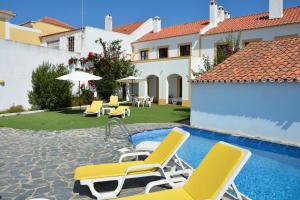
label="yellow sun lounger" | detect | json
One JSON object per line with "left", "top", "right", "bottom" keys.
{"left": 74, "top": 127, "right": 191, "bottom": 200}
{"left": 108, "top": 95, "right": 119, "bottom": 107}
{"left": 116, "top": 141, "right": 251, "bottom": 200}
{"left": 84, "top": 101, "right": 103, "bottom": 117}
{"left": 109, "top": 106, "right": 130, "bottom": 118}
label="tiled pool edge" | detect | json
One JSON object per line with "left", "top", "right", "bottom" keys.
{"left": 131, "top": 124, "right": 300, "bottom": 158}
{"left": 188, "top": 125, "right": 300, "bottom": 148}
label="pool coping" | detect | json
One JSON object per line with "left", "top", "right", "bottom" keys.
{"left": 188, "top": 125, "right": 300, "bottom": 149}
{"left": 130, "top": 124, "right": 300, "bottom": 151}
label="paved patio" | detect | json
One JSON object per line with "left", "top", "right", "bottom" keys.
{"left": 0, "top": 123, "right": 181, "bottom": 200}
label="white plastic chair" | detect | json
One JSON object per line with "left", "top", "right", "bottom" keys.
{"left": 133, "top": 97, "right": 141, "bottom": 107}
{"left": 145, "top": 97, "right": 154, "bottom": 108}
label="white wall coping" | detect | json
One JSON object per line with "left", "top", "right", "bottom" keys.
{"left": 41, "top": 28, "right": 83, "bottom": 41}
{"left": 0, "top": 110, "right": 47, "bottom": 117}
{"left": 0, "top": 38, "right": 81, "bottom": 55}
{"left": 9, "top": 23, "right": 42, "bottom": 33}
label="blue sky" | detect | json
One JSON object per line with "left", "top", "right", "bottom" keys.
{"left": 1, "top": 0, "right": 299, "bottom": 28}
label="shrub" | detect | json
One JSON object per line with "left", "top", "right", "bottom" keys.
{"left": 0, "top": 104, "right": 25, "bottom": 114}
{"left": 28, "top": 62, "right": 73, "bottom": 110}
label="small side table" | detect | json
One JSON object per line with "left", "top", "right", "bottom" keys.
{"left": 101, "top": 107, "right": 115, "bottom": 115}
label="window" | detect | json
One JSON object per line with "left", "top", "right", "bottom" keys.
{"left": 179, "top": 44, "right": 191, "bottom": 56}
{"left": 215, "top": 43, "right": 230, "bottom": 65}
{"left": 68, "top": 36, "right": 75, "bottom": 52}
{"left": 140, "top": 50, "right": 149, "bottom": 60}
{"left": 158, "top": 47, "right": 168, "bottom": 58}
{"left": 47, "top": 40, "right": 59, "bottom": 49}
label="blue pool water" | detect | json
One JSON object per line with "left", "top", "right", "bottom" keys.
{"left": 130, "top": 127, "right": 300, "bottom": 200}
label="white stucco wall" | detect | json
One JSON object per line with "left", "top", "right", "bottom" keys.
{"left": 82, "top": 27, "right": 136, "bottom": 57}
{"left": 191, "top": 82, "right": 300, "bottom": 146}
{"left": 132, "top": 33, "right": 200, "bottom": 60}
{"left": 134, "top": 57, "right": 190, "bottom": 103}
{"left": 0, "top": 39, "right": 79, "bottom": 110}
{"left": 201, "top": 23, "right": 300, "bottom": 62}
{"left": 42, "top": 19, "right": 154, "bottom": 58}
{"left": 130, "top": 18, "right": 154, "bottom": 40}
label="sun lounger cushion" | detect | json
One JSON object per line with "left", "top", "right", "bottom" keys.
{"left": 74, "top": 161, "right": 158, "bottom": 180}
{"left": 74, "top": 128, "right": 186, "bottom": 181}
{"left": 144, "top": 129, "right": 185, "bottom": 165}
{"left": 110, "top": 106, "right": 129, "bottom": 115}
{"left": 85, "top": 101, "right": 102, "bottom": 113}
{"left": 109, "top": 96, "right": 119, "bottom": 106}
{"left": 183, "top": 142, "right": 245, "bottom": 200}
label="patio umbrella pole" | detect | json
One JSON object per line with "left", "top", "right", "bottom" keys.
{"left": 131, "top": 79, "right": 134, "bottom": 100}
{"left": 79, "top": 80, "right": 81, "bottom": 111}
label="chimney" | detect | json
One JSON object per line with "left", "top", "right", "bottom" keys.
{"left": 105, "top": 14, "right": 112, "bottom": 31}
{"left": 224, "top": 11, "right": 230, "bottom": 19}
{"left": 153, "top": 16, "right": 161, "bottom": 32}
{"left": 269, "top": 0, "right": 283, "bottom": 19}
{"left": 218, "top": 6, "right": 225, "bottom": 22}
{"left": 209, "top": 0, "right": 218, "bottom": 27}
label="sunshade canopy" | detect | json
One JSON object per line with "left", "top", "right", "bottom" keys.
{"left": 116, "top": 76, "right": 145, "bottom": 83}
{"left": 56, "top": 71, "right": 102, "bottom": 81}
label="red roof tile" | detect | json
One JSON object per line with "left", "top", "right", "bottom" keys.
{"left": 113, "top": 21, "right": 145, "bottom": 34}
{"left": 193, "top": 37, "right": 300, "bottom": 83}
{"left": 0, "top": 10, "right": 16, "bottom": 17}
{"left": 206, "top": 6, "right": 300, "bottom": 35}
{"left": 135, "top": 19, "right": 209, "bottom": 43}
{"left": 38, "top": 17, "right": 75, "bottom": 30}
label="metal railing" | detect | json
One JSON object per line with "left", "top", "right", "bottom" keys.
{"left": 105, "top": 117, "right": 130, "bottom": 141}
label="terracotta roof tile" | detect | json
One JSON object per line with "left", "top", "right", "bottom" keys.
{"left": 39, "top": 17, "right": 75, "bottom": 30}
{"left": 193, "top": 37, "right": 300, "bottom": 84}
{"left": 135, "top": 19, "right": 209, "bottom": 43}
{"left": 113, "top": 21, "right": 145, "bottom": 34}
{"left": 206, "top": 6, "right": 300, "bottom": 35}
{"left": 0, "top": 10, "right": 16, "bottom": 17}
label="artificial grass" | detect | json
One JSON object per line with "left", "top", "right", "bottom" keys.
{"left": 0, "top": 104, "right": 190, "bottom": 131}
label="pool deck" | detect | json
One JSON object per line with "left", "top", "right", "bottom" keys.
{"left": 0, "top": 123, "right": 242, "bottom": 200}
{"left": 0, "top": 123, "right": 182, "bottom": 200}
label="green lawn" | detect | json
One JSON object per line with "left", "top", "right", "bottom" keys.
{"left": 0, "top": 104, "right": 190, "bottom": 130}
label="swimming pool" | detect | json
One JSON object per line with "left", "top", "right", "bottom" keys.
{"left": 130, "top": 127, "right": 300, "bottom": 200}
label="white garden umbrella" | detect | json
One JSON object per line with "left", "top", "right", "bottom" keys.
{"left": 57, "top": 71, "right": 102, "bottom": 110}
{"left": 117, "top": 76, "right": 145, "bottom": 100}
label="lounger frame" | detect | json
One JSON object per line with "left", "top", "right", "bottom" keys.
{"left": 143, "top": 141, "right": 251, "bottom": 200}
{"left": 79, "top": 127, "right": 190, "bottom": 200}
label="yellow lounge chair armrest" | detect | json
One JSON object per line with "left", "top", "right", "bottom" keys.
{"left": 123, "top": 163, "right": 164, "bottom": 180}
{"left": 145, "top": 177, "right": 187, "bottom": 193}
{"left": 125, "top": 163, "right": 163, "bottom": 174}
{"left": 119, "top": 152, "right": 151, "bottom": 163}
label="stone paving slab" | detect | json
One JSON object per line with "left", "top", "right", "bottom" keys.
{"left": 0, "top": 123, "right": 182, "bottom": 200}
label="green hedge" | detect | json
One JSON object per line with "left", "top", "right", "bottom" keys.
{"left": 28, "top": 62, "right": 73, "bottom": 110}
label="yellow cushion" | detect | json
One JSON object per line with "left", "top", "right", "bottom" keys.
{"left": 144, "top": 128, "right": 185, "bottom": 166}
{"left": 183, "top": 142, "right": 245, "bottom": 200}
{"left": 110, "top": 106, "right": 129, "bottom": 115}
{"left": 116, "top": 188, "right": 193, "bottom": 200}
{"left": 74, "top": 128, "right": 186, "bottom": 181}
{"left": 85, "top": 101, "right": 102, "bottom": 113}
{"left": 74, "top": 161, "right": 159, "bottom": 180}
{"left": 109, "top": 96, "right": 119, "bottom": 106}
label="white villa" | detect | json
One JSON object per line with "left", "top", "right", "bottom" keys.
{"left": 1, "top": 0, "right": 300, "bottom": 109}
{"left": 132, "top": 0, "right": 300, "bottom": 107}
